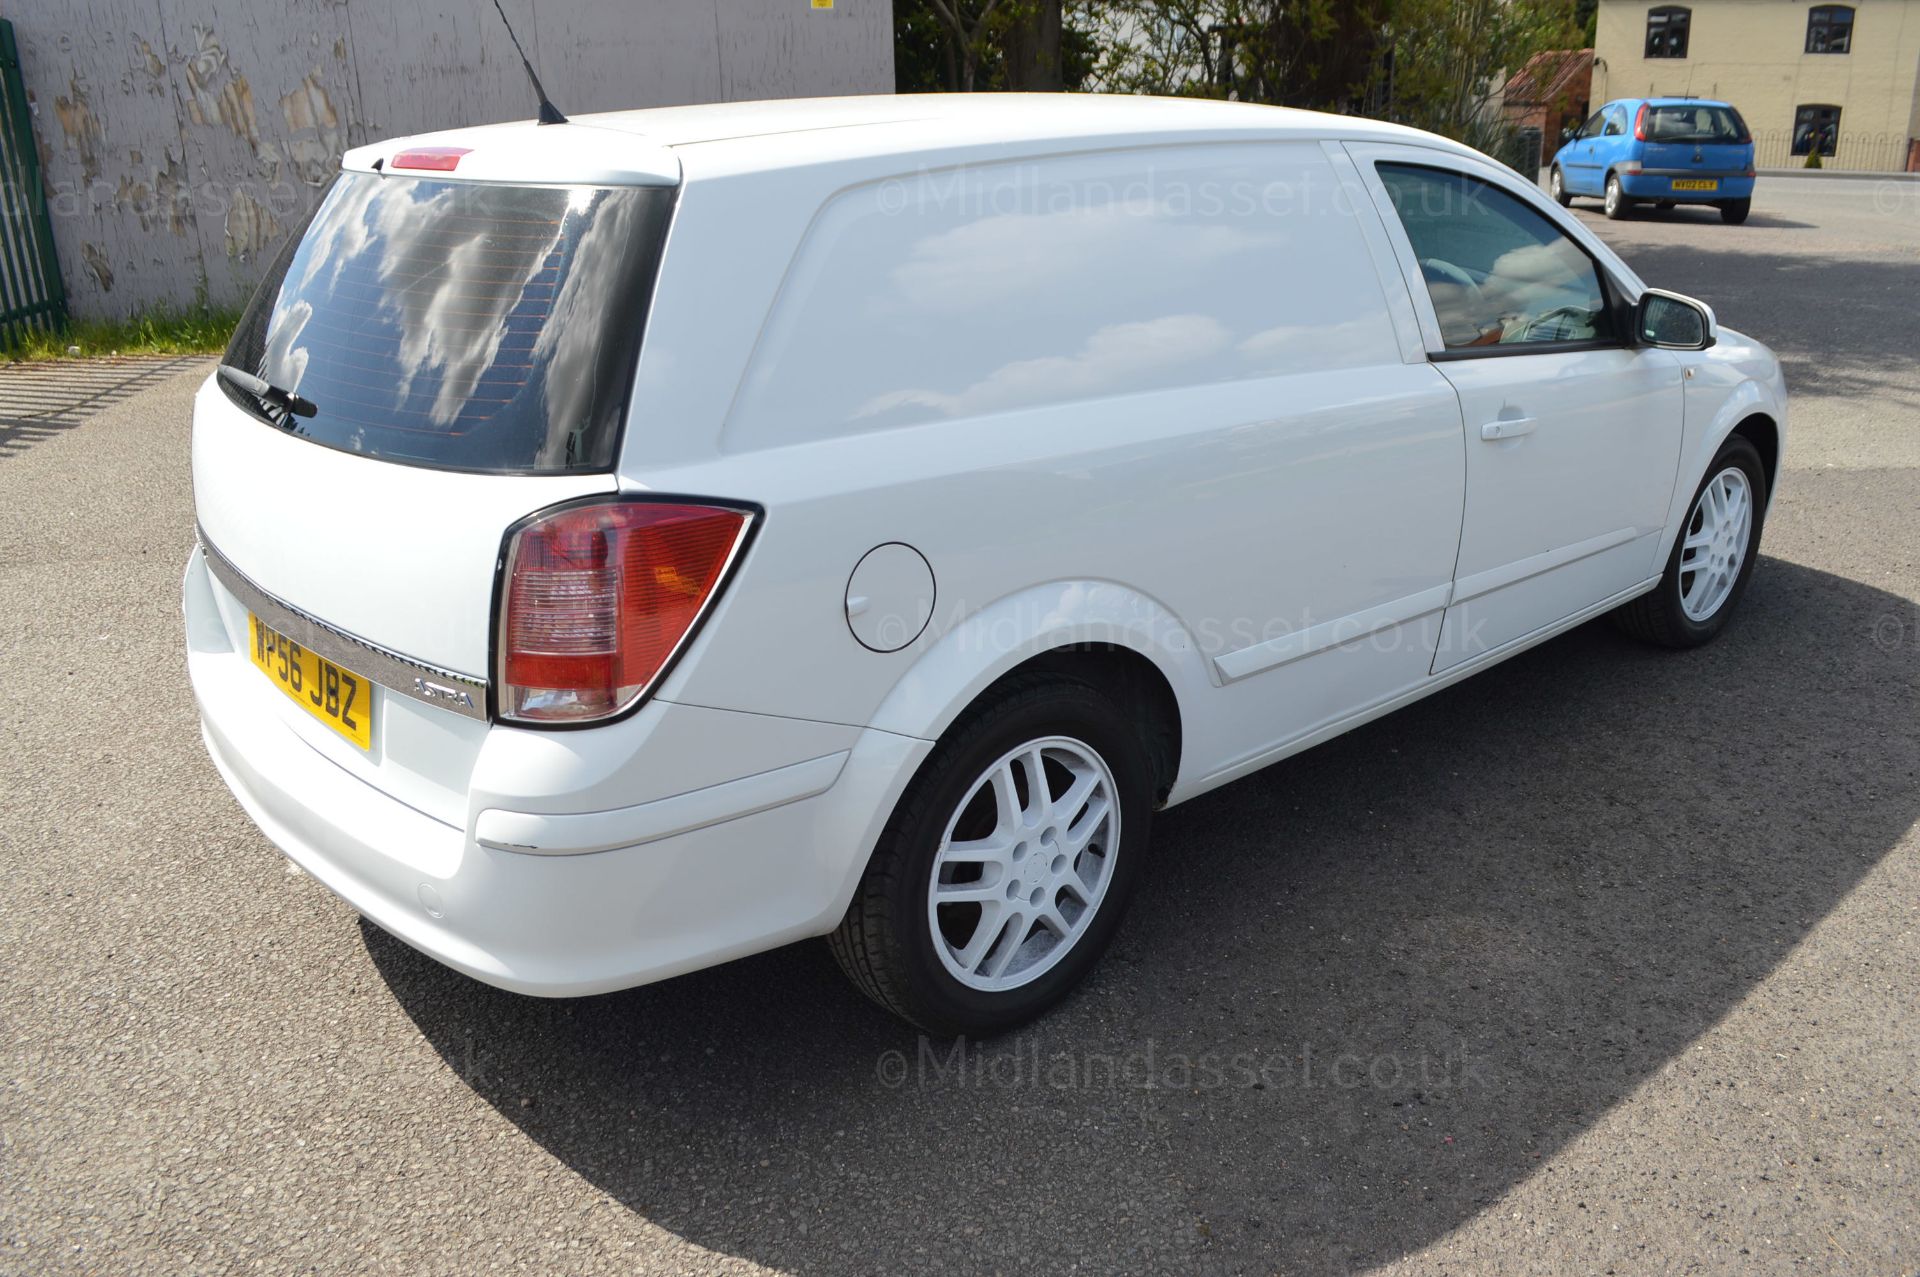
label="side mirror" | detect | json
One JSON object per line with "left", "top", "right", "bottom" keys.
{"left": 1636, "top": 288, "right": 1717, "bottom": 350}
{"left": 1559, "top": 126, "right": 1578, "bottom": 147}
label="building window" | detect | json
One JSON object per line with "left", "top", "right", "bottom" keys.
{"left": 1793, "top": 104, "right": 1842, "bottom": 156}
{"left": 1805, "top": 5, "right": 1854, "bottom": 53}
{"left": 1645, "top": 6, "right": 1691, "bottom": 58}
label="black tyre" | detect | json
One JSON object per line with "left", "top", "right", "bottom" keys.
{"left": 1612, "top": 434, "right": 1768, "bottom": 648}
{"left": 1604, "top": 173, "right": 1632, "bottom": 219}
{"left": 830, "top": 673, "right": 1155, "bottom": 1036}
{"left": 1549, "top": 166, "right": 1572, "bottom": 207}
{"left": 1720, "top": 197, "right": 1752, "bottom": 225}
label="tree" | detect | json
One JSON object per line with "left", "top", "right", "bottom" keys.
{"left": 896, "top": 0, "right": 1585, "bottom": 156}
{"left": 1385, "top": 0, "right": 1583, "bottom": 148}
{"left": 1078, "top": 0, "right": 1389, "bottom": 109}
{"left": 894, "top": 0, "right": 964, "bottom": 91}
{"left": 894, "top": 0, "right": 1092, "bottom": 92}
{"left": 923, "top": 0, "right": 1005, "bottom": 91}
{"left": 1003, "top": 0, "right": 1067, "bottom": 90}
{"left": 1080, "top": 0, "right": 1584, "bottom": 148}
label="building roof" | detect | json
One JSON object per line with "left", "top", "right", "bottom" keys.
{"left": 1503, "top": 50, "right": 1595, "bottom": 107}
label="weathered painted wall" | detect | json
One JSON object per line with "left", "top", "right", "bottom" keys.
{"left": 11, "top": 0, "right": 894, "bottom": 319}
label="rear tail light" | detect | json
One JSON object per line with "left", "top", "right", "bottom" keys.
{"left": 1632, "top": 104, "right": 1649, "bottom": 141}
{"left": 497, "top": 499, "right": 754, "bottom": 724}
{"left": 1743, "top": 162, "right": 1757, "bottom": 178}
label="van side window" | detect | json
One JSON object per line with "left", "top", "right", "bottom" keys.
{"left": 1376, "top": 163, "right": 1616, "bottom": 352}
{"left": 1602, "top": 109, "right": 1627, "bottom": 137}
{"left": 722, "top": 144, "right": 1405, "bottom": 449}
{"left": 1577, "top": 110, "right": 1607, "bottom": 139}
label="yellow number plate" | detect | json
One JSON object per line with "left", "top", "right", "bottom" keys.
{"left": 247, "top": 614, "right": 373, "bottom": 750}
{"left": 1671, "top": 179, "right": 1718, "bottom": 191}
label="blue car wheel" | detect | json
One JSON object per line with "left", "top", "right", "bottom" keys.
{"left": 1604, "top": 173, "right": 1632, "bottom": 220}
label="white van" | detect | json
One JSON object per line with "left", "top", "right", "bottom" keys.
{"left": 185, "top": 94, "right": 1786, "bottom": 1035}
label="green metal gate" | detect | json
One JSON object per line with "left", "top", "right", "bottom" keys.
{"left": 0, "top": 19, "right": 66, "bottom": 349}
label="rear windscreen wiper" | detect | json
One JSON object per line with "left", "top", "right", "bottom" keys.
{"left": 218, "top": 364, "right": 318, "bottom": 419}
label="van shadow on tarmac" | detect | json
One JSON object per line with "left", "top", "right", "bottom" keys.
{"left": 367, "top": 551, "right": 1919, "bottom": 1274}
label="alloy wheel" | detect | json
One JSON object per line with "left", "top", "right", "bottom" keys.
{"left": 1679, "top": 466, "right": 1754, "bottom": 621}
{"left": 927, "top": 736, "right": 1120, "bottom": 991}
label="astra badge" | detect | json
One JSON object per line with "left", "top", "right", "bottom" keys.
{"left": 413, "top": 677, "right": 477, "bottom": 708}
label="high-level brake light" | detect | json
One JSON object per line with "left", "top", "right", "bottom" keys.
{"left": 391, "top": 146, "right": 472, "bottom": 172}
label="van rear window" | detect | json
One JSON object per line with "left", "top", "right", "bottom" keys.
{"left": 222, "top": 172, "right": 675, "bottom": 474}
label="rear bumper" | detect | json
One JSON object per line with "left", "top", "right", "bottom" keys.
{"left": 184, "top": 547, "right": 930, "bottom": 996}
{"left": 1619, "top": 173, "right": 1755, "bottom": 201}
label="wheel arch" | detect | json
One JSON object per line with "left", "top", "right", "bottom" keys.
{"left": 1730, "top": 411, "right": 1781, "bottom": 498}
{"left": 862, "top": 579, "right": 1209, "bottom": 800}
{"left": 999, "top": 644, "right": 1183, "bottom": 805}
{"left": 1653, "top": 376, "right": 1786, "bottom": 569}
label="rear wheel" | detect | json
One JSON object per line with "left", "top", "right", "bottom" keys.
{"left": 1720, "top": 197, "right": 1752, "bottom": 225}
{"left": 1611, "top": 434, "right": 1767, "bottom": 648}
{"left": 1604, "top": 174, "right": 1632, "bottom": 219}
{"left": 830, "top": 674, "right": 1154, "bottom": 1036}
{"left": 1549, "top": 166, "right": 1572, "bottom": 207}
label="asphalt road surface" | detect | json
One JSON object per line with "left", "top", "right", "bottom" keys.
{"left": 3, "top": 176, "right": 1916, "bottom": 1275}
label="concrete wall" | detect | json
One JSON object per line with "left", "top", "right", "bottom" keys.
{"left": 10, "top": 0, "right": 894, "bottom": 319}
{"left": 1594, "top": 0, "right": 1920, "bottom": 169}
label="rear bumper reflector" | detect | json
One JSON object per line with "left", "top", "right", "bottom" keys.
{"left": 474, "top": 751, "right": 850, "bottom": 856}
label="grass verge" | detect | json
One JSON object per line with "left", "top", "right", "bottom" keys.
{"left": 4, "top": 304, "right": 239, "bottom": 362}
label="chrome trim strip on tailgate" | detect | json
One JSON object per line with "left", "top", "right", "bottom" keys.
{"left": 198, "top": 527, "right": 491, "bottom": 721}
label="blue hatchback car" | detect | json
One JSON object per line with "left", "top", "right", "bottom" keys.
{"left": 1549, "top": 97, "right": 1756, "bottom": 224}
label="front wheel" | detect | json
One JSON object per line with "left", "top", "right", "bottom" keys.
{"left": 1549, "top": 166, "right": 1572, "bottom": 207}
{"left": 1611, "top": 434, "right": 1768, "bottom": 648}
{"left": 1720, "top": 197, "right": 1752, "bottom": 225}
{"left": 830, "top": 674, "right": 1154, "bottom": 1036}
{"left": 1604, "top": 174, "right": 1632, "bottom": 219}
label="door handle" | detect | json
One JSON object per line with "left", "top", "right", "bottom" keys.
{"left": 1481, "top": 417, "right": 1538, "bottom": 441}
